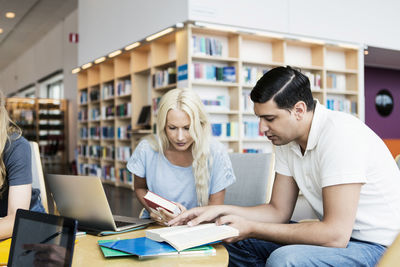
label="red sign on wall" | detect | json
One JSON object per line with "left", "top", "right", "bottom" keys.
{"left": 69, "top": 33, "right": 79, "bottom": 43}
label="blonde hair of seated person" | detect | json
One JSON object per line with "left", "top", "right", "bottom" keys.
{"left": 0, "top": 91, "right": 22, "bottom": 195}
{"left": 147, "top": 88, "right": 212, "bottom": 207}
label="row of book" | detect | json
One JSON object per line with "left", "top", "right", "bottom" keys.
{"left": 78, "top": 163, "right": 101, "bottom": 177}
{"left": 202, "top": 95, "right": 230, "bottom": 112}
{"left": 326, "top": 97, "right": 357, "bottom": 114}
{"left": 115, "top": 103, "right": 132, "bottom": 117}
{"left": 243, "top": 121, "right": 263, "bottom": 138}
{"left": 79, "top": 125, "right": 131, "bottom": 140}
{"left": 192, "top": 35, "right": 223, "bottom": 57}
{"left": 211, "top": 122, "right": 239, "bottom": 138}
{"left": 152, "top": 96, "right": 161, "bottom": 115}
{"left": 78, "top": 109, "right": 88, "bottom": 122}
{"left": 243, "top": 148, "right": 264, "bottom": 153}
{"left": 152, "top": 67, "right": 176, "bottom": 88}
{"left": 90, "top": 89, "right": 100, "bottom": 102}
{"left": 10, "top": 109, "right": 36, "bottom": 125}
{"left": 119, "top": 168, "right": 133, "bottom": 184}
{"left": 242, "top": 66, "right": 270, "bottom": 86}
{"left": 116, "top": 146, "right": 132, "bottom": 162}
{"left": 192, "top": 63, "right": 236, "bottom": 83}
{"left": 80, "top": 91, "right": 88, "bottom": 104}
{"left": 89, "top": 108, "right": 101, "bottom": 121}
{"left": 102, "top": 83, "right": 114, "bottom": 99}
{"left": 326, "top": 73, "right": 346, "bottom": 90}
{"left": 304, "top": 71, "right": 322, "bottom": 90}
{"left": 117, "top": 79, "right": 131, "bottom": 96}
{"left": 242, "top": 90, "right": 254, "bottom": 112}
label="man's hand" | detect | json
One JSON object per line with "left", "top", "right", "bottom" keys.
{"left": 216, "top": 215, "right": 253, "bottom": 243}
{"left": 168, "top": 205, "right": 227, "bottom": 226}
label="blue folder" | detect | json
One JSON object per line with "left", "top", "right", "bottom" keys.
{"left": 99, "top": 237, "right": 177, "bottom": 257}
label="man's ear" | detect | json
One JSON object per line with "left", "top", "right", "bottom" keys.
{"left": 293, "top": 101, "right": 307, "bottom": 120}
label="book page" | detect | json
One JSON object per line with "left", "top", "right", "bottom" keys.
{"left": 161, "top": 224, "right": 238, "bottom": 251}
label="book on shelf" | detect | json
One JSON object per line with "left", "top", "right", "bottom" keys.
{"left": 144, "top": 191, "right": 181, "bottom": 215}
{"left": 98, "top": 237, "right": 216, "bottom": 259}
{"left": 145, "top": 223, "right": 239, "bottom": 251}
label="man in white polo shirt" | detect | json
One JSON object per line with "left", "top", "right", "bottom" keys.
{"left": 170, "top": 66, "right": 400, "bottom": 266}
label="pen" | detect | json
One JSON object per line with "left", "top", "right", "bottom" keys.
{"left": 20, "top": 230, "right": 62, "bottom": 256}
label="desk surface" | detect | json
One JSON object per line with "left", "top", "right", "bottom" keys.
{"left": 72, "top": 226, "right": 229, "bottom": 267}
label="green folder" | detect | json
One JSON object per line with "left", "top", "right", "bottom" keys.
{"left": 98, "top": 239, "right": 215, "bottom": 258}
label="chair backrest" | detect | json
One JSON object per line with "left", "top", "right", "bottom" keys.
{"left": 395, "top": 154, "right": 400, "bottom": 170}
{"left": 29, "top": 141, "right": 48, "bottom": 213}
{"left": 225, "top": 153, "right": 275, "bottom": 206}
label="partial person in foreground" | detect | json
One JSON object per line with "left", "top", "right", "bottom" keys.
{"left": 0, "top": 91, "right": 45, "bottom": 239}
{"left": 170, "top": 66, "right": 400, "bottom": 266}
{"left": 127, "top": 88, "right": 235, "bottom": 225}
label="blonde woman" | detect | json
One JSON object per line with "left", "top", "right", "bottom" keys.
{"left": 127, "top": 88, "right": 235, "bottom": 224}
{"left": 0, "top": 92, "right": 45, "bottom": 239}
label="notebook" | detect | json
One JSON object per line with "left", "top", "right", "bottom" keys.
{"left": 45, "top": 174, "right": 153, "bottom": 235}
{"left": 7, "top": 209, "right": 77, "bottom": 267}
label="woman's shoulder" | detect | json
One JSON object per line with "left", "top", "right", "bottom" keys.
{"left": 135, "top": 136, "right": 158, "bottom": 154}
{"left": 5, "top": 134, "right": 29, "bottom": 151}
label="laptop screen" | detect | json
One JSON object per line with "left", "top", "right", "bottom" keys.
{"left": 8, "top": 209, "right": 77, "bottom": 267}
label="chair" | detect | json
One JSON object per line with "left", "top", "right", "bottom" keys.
{"left": 377, "top": 233, "right": 400, "bottom": 266}
{"left": 395, "top": 154, "right": 400, "bottom": 170}
{"left": 225, "top": 153, "right": 275, "bottom": 206}
{"left": 29, "top": 141, "right": 48, "bottom": 213}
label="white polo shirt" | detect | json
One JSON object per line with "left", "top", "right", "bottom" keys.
{"left": 275, "top": 101, "right": 400, "bottom": 246}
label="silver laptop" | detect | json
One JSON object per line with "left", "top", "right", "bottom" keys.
{"left": 45, "top": 174, "right": 152, "bottom": 234}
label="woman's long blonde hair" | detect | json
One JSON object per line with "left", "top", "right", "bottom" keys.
{"left": 155, "top": 88, "right": 212, "bottom": 206}
{"left": 0, "top": 92, "right": 22, "bottom": 196}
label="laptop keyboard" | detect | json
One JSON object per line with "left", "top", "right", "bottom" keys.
{"left": 115, "top": 220, "right": 135, "bottom": 227}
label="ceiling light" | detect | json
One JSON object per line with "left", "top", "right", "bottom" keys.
{"left": 82, "top": 63, "right": 93, "bottom": 69}
{"left": 124, "top": 42, "right": 140, "bottom": 51}
{"left": 108, "top": 50, "right": 122, "bottom": 58}
{"left": 72, "top": 67, "right": 81, "bottom": 74}
{"left": 146, "top": 27, "right": 174, "bottom": 41}
{"left": 5, "top": 12, "right": 15, "bottom": 19}
{"left": 94, "top": 56, "right": 106, "bottom": 64}
{"left": 0, "top": 28, "right": 3, "bottom": 34}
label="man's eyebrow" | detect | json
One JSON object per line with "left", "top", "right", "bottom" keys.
{"left": 256, "top": 114, "right": 275, "bottom": 118}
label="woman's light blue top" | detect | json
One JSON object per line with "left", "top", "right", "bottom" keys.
{"left": 127, "top": 139, "right": 236, "bottom": 218}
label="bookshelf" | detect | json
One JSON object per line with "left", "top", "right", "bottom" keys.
{"left": 76, "top": 22, "right": 362, "bottom": 187}
{"left": 6, "top": 98, "right": 69, "bottom": 174}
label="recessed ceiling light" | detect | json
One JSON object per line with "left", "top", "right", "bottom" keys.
{"left": 5, "top": 12, "right": 15, "bottom": 19}
{"left": 0, "top": 28, "right": 3, "bottom": 34}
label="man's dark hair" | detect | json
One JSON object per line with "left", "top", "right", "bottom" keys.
{"left": 250, "top": 66, "right": 315, "bottom": 111}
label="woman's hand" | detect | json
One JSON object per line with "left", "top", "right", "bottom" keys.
{"left": 149, "top": 202, "right": 187, "bottom": 226}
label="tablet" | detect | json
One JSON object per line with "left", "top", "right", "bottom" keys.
{"left": 8, "top": 209, "right": 78, "bottom": 267}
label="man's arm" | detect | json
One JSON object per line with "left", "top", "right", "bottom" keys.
{"left": 220, "top": 182, "right": 362, "bottom": 248}
{"left": 169, "top": 173, "right": 299, "bottom": 225}
{"left": 0, "top": 184, "right": 32, "bottom": 239}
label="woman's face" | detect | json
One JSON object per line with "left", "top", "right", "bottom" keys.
{"left": 165, "top": 109, "right": 194, "bottom": 152}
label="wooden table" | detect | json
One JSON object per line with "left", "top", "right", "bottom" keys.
{"left": 72, "top": 226, "right": 229, "bottom": 266}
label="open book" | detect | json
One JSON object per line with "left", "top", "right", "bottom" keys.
{"left": 145, "top": 223, "right": 239, "bottom": 251}
{"left": 144, "top": 191, "right": 181, "bottom": 215}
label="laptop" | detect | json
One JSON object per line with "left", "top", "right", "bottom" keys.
{"left": 45, "top": 174, "right": 153, "bottom": 235}
{"left": 8, "top": 209, "right": 77, "bottom": 267}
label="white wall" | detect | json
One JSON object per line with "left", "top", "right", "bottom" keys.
{"left": 0, "top": 10, "right": 78, "bottom": 163}
{"left": 78, "top": 0, "right": 400, "bottom": 66}
{"left": 188, "top": 0, "right": 400, "bottom": 51}
{"left": 78, "top": 0, "right": 189, "bottom": 65}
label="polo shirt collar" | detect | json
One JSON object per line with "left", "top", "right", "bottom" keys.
{"left": 289, "top": 100, "right": 325, "bottom": 156}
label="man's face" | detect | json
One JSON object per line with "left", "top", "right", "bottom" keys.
{"left": 254, "top": 100, "right": 299, "bottom": 146}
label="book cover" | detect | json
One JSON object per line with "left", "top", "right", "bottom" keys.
{"left": 144, "top": 191, "right": 181, "bottom": 215}
{"left": 145, "top": 223, "right": 239, "bottom": 251}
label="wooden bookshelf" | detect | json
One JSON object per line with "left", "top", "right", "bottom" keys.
{"left": 76, "top": 22, "right": 362, "bottom": 187}
{"left": 6, "top": 98, "right": 69, "bottom": 174}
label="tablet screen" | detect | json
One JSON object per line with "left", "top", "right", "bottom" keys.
{"left": 8, "top": 209, "right": 77, "bottom": 267}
